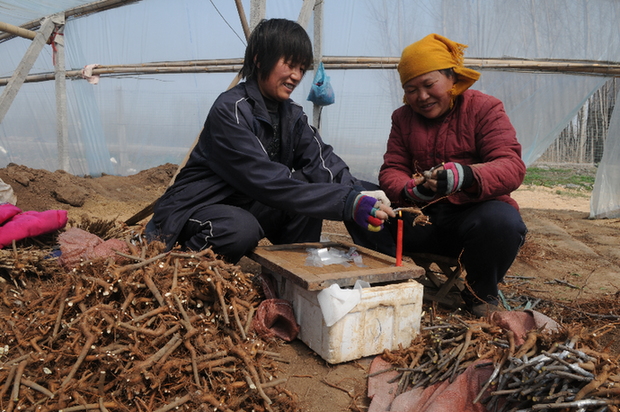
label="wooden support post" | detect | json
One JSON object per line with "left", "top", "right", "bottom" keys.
{"left": 312, "top": 0, "right": 323, "bottom": 130}
{"left": 0, "top": 16, "right": 56, "bottom": 124}
{"left": 53, "top": 14, "right": 69, "bottom": 172}
{"left": 249, "top": 0, "right": 266, "bottom": 30}
{"left": 297, "top": 0, "right": 315, "bottom": 29}
{"left": 234, "top": 0, "right": 251, "bottom": 40}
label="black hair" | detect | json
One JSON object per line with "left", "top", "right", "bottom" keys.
{"left": 439, "top": 68, "right": 456, "bottom": 79}
{"left": 240, "top": 18, "right": 313, "bottom": 81}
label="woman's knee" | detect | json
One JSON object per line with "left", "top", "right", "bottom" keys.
{"left": 471, "top": 202, "right": 525, "bottom": 233}
{"left": 460, "top": 202, "right": 527, "bottom": 252}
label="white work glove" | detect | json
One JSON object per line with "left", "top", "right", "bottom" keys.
{"left": 360, "top": 190, "right": 391, "bottom": 207}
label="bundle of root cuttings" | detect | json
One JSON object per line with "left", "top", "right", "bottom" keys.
{"left": 0, "top": 244, "right": 64, "bottom": 285}
{"left": 477, "top": 329, "right": 620, "bottom": 412}
{"left": 0, "top": 240, "right": 297, "bottom": 412}
{"left": 67, "top": 215, "right": 128, "bottom": 241}
{"left": 378, "top": 312, "right": 504, "bottom": 399}
{"left": 377, "top": 312, "right": 620, "bottom": 411}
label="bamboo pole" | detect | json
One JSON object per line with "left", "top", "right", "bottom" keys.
{"left": 3, "top": 57, "right": 620, "bottom": 87}
{"left": 0, "top": 16, "right": 56, "bottom": 124}
{"left": 234, "top": 0, "right": 251, "bottom": 40}
{"left": 0, "top": 64, "right": 245, "bottom": 86}
{"left": 0, "top": 21, "right": 36, "bottom": 40}
{"left": 0, "top": 0, "right": 142, "bottom": 43}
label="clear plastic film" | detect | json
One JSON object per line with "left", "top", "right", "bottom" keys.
{"left": 305, "top": 247, "right": 365, "bottom": 268}
{"left": 1, "top": 0, "right": 619, "bottom": 216}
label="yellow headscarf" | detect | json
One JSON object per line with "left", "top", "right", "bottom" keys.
{"left": 397, "top": 33, "right": 480, "bottom": 97}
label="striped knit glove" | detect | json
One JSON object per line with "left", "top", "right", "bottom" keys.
{"left": 404, "top": 179, "right": 436, "bottom": 203}
{"left": 436, "top": 162, "right": 474, "bottom": 196}
{"left": 360, "top": 190, "right": 391, "bottom": 207}
{"left": 352, "top": 194, "right": 384, "bottom": 232}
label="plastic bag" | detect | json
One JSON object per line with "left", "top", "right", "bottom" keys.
{"left": 307, "top": 62, "right": 335, "bottom": 106}
{"left": 0, "top": 179, "right": 16, "bottom": 205}
{"left": 317, "top": 280, "right": 371, "bottom": 327}
{"left": 305, "top": 247, "right": 366, "bottom": 268}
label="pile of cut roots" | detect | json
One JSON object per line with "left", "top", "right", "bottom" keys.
{"left": 0, "top": 227, "right": 296, "bottom": 412}
{"left": 3, "top": 218, "right": 620, "bottom": 412}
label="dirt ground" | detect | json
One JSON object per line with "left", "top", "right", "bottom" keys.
{"left": 2, "top": 162, "right": 620, "bottom": 411}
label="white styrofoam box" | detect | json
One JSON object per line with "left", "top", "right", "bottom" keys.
{"left": 274, "top": 274, "right": 424, "bottom": 364}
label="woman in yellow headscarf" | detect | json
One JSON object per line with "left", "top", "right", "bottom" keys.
{"left": 379, "top": 34, "right": 528, "bottom": 317}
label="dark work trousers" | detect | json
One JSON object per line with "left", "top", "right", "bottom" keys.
{"left": 346, "top": 198, "right": 527, "bottom": 307}
{"left": 177, "top": 202, "right": 323, "bottom": 263}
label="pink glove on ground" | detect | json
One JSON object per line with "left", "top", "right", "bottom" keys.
{"left": 0, "top": 203, "right": 22, "bottom": 224}
{"left": 0, "top": 209, "right": 68, "bottom": 248}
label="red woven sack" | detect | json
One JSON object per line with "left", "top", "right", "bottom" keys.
{"left": 251, "top": 298, "right": 300, "bottom": 342}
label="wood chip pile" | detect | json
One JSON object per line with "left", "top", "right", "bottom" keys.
{"left": 1, "top": 234, "right": 297, "bottom": 412}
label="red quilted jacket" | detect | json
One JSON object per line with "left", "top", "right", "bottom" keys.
{"left": 379, "top": 89, "right": 525, "bottom": 210}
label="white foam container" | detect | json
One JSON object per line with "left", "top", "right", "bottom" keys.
{"left": 274, "top": 274, "right": 424, "bottom": 364}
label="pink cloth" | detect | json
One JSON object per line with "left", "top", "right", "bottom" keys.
{"left": 399, "top": 360, "right": 493, "bottom": 412}
{"left": 81, "top": 64, "right": 101, "bottom": 84}
{"left": 0, "top": 203, "right": 21, "bottom": 224}
{"left": 368, "top": 358, "right": 494, "bottom": 412}
{"left": 491, "top": 309, "right": 560, "bottom": 346}
{"left": 368, "top": 310, "right": 561, "bottom": 412}
{"left": 367, "top": 357, "right": 401, "bottom": 412}
{"left": 57, "top": 227, "right": 129, "bottom": 270}
{"left": 0, "top": 206, "right": 68, "bottom": 248}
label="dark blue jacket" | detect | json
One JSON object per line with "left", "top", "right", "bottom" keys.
{"left": 150, "top": 79, "right": 360, "bottom": 249}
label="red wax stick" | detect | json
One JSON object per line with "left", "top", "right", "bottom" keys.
{"left": 396, "top": 218, "right": 403, "bottom": 266}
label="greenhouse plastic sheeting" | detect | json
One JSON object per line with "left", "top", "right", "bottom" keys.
{"left": 591, "top": 88, "right": 620, "bottom": 219}
{"left": 0, "top": 0, "right": 619, "bottom": 218}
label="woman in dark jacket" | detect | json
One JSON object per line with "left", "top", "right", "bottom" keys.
{"left": 147, "top": 18, "right": 393, "bottom": 263}
{"left": 379, "top": 34, "right": 528, "bottom": 317}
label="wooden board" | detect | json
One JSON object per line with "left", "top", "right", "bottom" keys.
{"left": 248, "top": 240, "right": 425, "bottom": 291}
